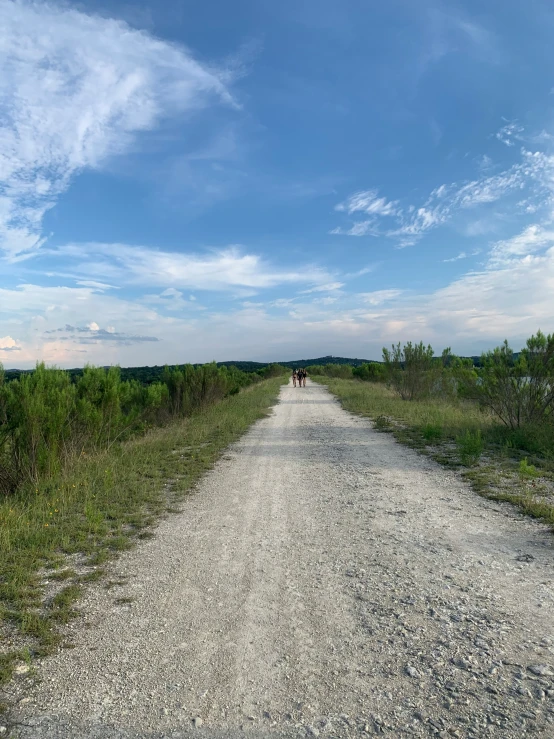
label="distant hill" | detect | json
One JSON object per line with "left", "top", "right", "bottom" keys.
{"left": 217, "top": 355, "right": 373, "bottom": 371}
{"left": 3, "top": 356, "right": 374, "bottom": 384}
{"left": 4, "top": 354, "right": 492, "bottom": 384}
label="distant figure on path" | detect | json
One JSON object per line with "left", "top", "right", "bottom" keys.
{"left": 302, "top": 368, "right": 307, "bottom": 387}
{"left": 292, "top": 369, "right": 297, "bottom": 387}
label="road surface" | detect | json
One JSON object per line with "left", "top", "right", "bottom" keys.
{"left": 7, "top": 380, "right": 554, "bottom": 737}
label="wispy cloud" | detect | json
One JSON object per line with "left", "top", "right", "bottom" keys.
{"left": 335, "top": 190, "right": 399, "bottom": 217}
{"left": 48, "top": 243, "right": 330, "bottom": 291}
{"left": 44, "top": 324, "right": 159, "bottom": 345}
{"left": 0, "top": 0, "right": 236, "bottom": 260}
{"left": 489, "top": 225, "right": 554, "bottom": 266}
{"left": 496, "top": 120, "right": 524, "bottom": 147}
{"left": 443, "top": 252, "right": 467, "bottom": 262}
{"left": 299, "top": 282, "right": 344, "bottom": 294}
{"left": 359, "top": 289, "right": 403, "bottom": 305}
{"left": 332, "top": 131, "right": 554, "bottom": 244}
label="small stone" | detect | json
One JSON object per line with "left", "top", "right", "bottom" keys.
{"left": 14, "top": 663, "right": 30, "bottom": 675}
{"left": 516, "top": 554, "right": 534, "bottom": 562}
{"left": 528, "top": 664, "right": 553, "bottom": 677}
{"left": 306, "top": 726, "right": 320, "bottom": 737}
{"left": 193, "top": 716, "right": 203, "bottom": 728}
{"left": 406, "top": 665, "right": 420, "bottom": 678}
{"left": 0, "top": 727, "right": 7, "bottom": 736}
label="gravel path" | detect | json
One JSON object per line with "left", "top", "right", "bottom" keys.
{"left": 6, "top": 380, "right": 554, "bottom": 738}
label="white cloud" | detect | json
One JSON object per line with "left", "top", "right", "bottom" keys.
{"left": 443, "top": 252, "right": 467, "bottom": 262}
{"left": 51, "top": 243, "right": 330, "bottom": 291}
{"left": 300, "top": 282, "right": 344, "bottom": 294}
{"left": 496, "top": 121, "right": 524, "bottom": 147}
{"left": 489, "top": 225, "right": 554, "bottom": 266}
{"left": 335, "top": 190, "right": 399, "bottom": 217}
{"left": 0, "top": 335, "right": 21, "bottom": 352}
{"left": 0, "top": 0, "right": 235, "bottom": 260}
{"left": 87, "top": 322, "right": 100, "bottom": 331}
{"left": 359, "top": 289, "right": 403, "bottom": 305}
{"left": 76, "top": 280, "right": 118, "bottom": 290}
{"left": 334, "top": 145, "right": 554, "bottom": 244}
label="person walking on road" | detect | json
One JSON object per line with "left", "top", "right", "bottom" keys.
{"left": 292, "top": 369, "right": 298, "bottom": 388}
{"left": 302, "top": 368, "right": 307, "bottom": 387}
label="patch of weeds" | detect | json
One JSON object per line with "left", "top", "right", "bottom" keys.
{"left": 49, "top": 568, "right": 76, "bottom": 582}
{"left": 519, "top": 457, "right": 540, "bottom": 478}
{"left": 0, "top": 653, "right": 18, "bottom": 688}
{"left": 78, "top": 569, "right": 105, "bottom": 584}
{"left": 50, "top": 585, "right": 82, "bottom": 623}
{"left": 108, "top": 536, "right": 134, "bottom": 552}
{"left": 87, "top": 549, "right": 111, "bottom": 566}
{"left": 114, "top": 597, "right": 135, "bottom": 606}
{"left": 374, "top": 415, "right": 393, "bottom": 431}
{"left": 457, "top": 429, "right": 484, "bottom": 467}
{"left": 422, "top": 423, "right": 443, "bottom": 442}
{"left": 431, "top": 453, "right": 460, "bottom": 469}
{"left": 138, "top": 530, "right": 155, "bottom": 540}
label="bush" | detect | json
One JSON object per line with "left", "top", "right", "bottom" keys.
{"left": 519, "top": 457, "right": 540, "bottom": 478}
{"left": 382, "top": 341, "right": 437, "bottom": 400}
{"left": 352, "top": 362, "right": 387, "bottom": 382}
{"left": 464, "top": 332, "right": 554, "bottom": 429}
{"left": 456, "top": 429, "right": 484, "bottom": 466}
{"left": 422, "top": 423, "right": 443, "bottom": 442}
{"left": 0, "top": 361, "right": 263, "bottom": 495}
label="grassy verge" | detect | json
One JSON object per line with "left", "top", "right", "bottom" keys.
{"left": 0, "top": 376, "right": 285, "bottom": 692}
{"left": 314, "top": 376, "right": 554, "bottom": 528}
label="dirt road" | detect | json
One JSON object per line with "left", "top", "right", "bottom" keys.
{"left": 7, "top": 380, "right": 554, "bottom": 738}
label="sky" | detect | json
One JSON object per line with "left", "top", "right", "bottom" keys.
{"left": 2, "top": 0, "right": 554, "bottom": 368}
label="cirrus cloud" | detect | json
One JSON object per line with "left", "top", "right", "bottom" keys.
{"left": 0, "top": 0, "right": 236, "bottom": 260}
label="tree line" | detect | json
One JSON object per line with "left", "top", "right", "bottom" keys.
{"left": 0, "top": 362, "right": 287, "bottom": 495}
{"left": 309, "top": 330, "right": 554, "bottom": 433}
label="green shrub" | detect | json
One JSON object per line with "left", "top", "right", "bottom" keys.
{"left": 519, "top": 457, "right": 540, "bottom": 478}
{"left": 374, "top": 415, "right": 393, "bottom": 431}
{"left": 422, "top": 423, "right": 443, "bottom": 442}
{"left": 0, "top": 360, "right": 263, "bottom": 496}
{"left": 382, "top": 341, "right": 437, "bottom": 400}
{"left": 456, "top": 429, "right": 484, "bottom": 466}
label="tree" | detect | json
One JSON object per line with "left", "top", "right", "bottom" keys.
{"left": 469, "top": 332, "right": 554, "bottom": 429}
{"left": 382, "top": 341, "right": 435, "bottom": 400}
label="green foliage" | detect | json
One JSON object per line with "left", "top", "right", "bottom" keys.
{"left": 0, "top": 361, "right": 264, "bottom": 496}
{"left": 422, "top": 423, "right": 443, "bottom": 442}
{"left": 382, "top": 341, "right": 437, "bottom": 400}
{"left": 374, "top": 415, "right": 393, "bottom": 431}
{"left": 352, "top": 362, "right": 387, "bottom": 382}
{"left": 519, "top": 457, "right": 540, "bottom": 478}
{"left": 463, "top": 332, "right": 554, "bottom": 429}
{"left": 456, "top": 429, "right": 484, "bottom": 467}
{"left": 306, "top": 363, "right": 354, "bottom": 379}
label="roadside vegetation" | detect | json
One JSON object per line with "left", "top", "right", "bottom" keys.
{"left": 0, "top": 362, "right": 286, "bottom": 690}
{"left": 310, "top": 331, "right": 554, "bottom": 529}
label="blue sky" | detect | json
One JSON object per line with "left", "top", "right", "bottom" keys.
{"left": 2, "top": 0, "right": 554, "bottom": 368}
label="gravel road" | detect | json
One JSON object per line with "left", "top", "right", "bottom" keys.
{"left": 6, "top": 380, "right": 554, "bottom": 738}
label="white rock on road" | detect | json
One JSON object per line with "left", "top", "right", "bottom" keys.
{"left": 6, "top": 380, "right": 554, "bottom": 737}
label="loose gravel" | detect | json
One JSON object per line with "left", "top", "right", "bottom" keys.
{"left": 4, "top": 380, "right": 554, "bottom": 737}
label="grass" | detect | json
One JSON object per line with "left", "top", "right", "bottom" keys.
{"left": 0, "top": 376, "right": 285, "bottom": 689}
{"left": 314, "top": 376, "right": 554, "bottom": 528}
